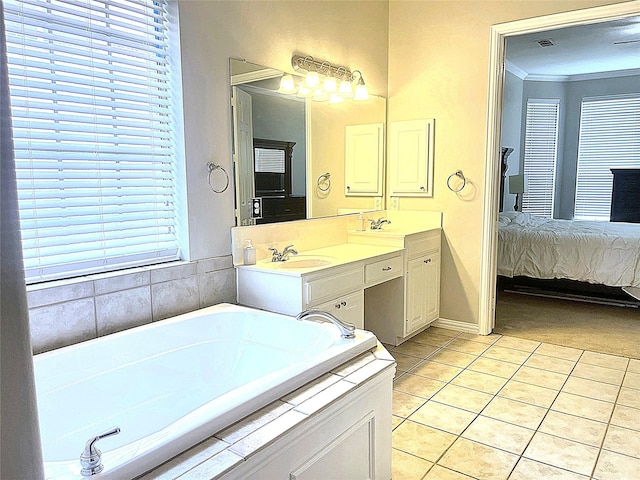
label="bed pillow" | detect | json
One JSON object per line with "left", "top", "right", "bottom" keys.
{"left": 511, "top": 212, "right": 547, "bottom": 227}
{"left": 498, "top": 212, "right": 515, "bottom": 226}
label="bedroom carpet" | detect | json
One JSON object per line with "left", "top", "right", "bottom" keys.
{"left": 495, "top": 291, "right": 640, "bottom": 359}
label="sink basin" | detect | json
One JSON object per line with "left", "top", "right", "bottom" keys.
{"left": 278, "top": 256, "right": 335, "bottom": 268}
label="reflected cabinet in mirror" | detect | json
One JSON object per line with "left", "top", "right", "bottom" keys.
{"left": 230, "top": 58, "right": 386, "bottom": 226}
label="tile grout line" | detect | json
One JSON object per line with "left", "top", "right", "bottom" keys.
{"left": 392, "top": 333, "right": 640, "bottom": 479}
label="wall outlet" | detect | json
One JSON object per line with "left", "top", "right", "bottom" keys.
{"left": 374, "top": 197, "right": 383, "bottom": 210}
{"left": 251, "top": 197, "right": 263, "bottom": 218}
{"left": 391, "top": 197, "right": 399, "bottom": 210}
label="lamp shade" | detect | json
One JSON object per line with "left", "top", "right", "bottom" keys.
{"left": 509, "top": 174, "right": 525, "bottom": 194}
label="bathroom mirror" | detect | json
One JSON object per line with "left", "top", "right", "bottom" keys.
{"left": 230, "top": 58, "right": 386, "bottom": 226}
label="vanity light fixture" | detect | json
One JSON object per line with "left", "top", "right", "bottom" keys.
{"left": 352, "top": 70, "right": 369, "bottom": 101}
{"left": 279, "top": 53, "right": 369, "bottom": 103}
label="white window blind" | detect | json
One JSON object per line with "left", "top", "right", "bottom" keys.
{"left": 4, "top": 0, "right": 181, "bottom": 283}
{"left": 522, "top": 99, "right": 559, "bottom": 218}
{"left": 574, "top": 95, "right": 640, "bottom": 220}
{"left": 255, "top": 147, "right": 285, "bottom": 173}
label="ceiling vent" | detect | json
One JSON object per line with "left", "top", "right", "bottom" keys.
{"left": 536, "top": 39, "right": 555, "bottom": 47}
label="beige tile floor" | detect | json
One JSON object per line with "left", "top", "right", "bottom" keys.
{"left": 389, "top": 327, "right": 640, "bottom": 480}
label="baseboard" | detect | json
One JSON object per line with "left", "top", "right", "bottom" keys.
{"left": 432, "top": 317, "right": 480, "bottom": 335}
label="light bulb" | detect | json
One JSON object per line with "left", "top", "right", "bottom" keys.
{"left": 353, "top": 83, "right": 369, "bottom": 101}
{"left": 305, "top": 71, "right": 320, "bottom": 88}
{"left": 297, "top": 83, "right": 313, "bottom": 98}
{"left": 338, "top": 79, "right": 354, "bottom": 98}
{"left": 329, "top": 93, "right": 344, "bottom": 104}
{"left": 323, "top": 76, "right": 337, "bottom": 93}
{"left": 278, "top": 74, "right": 296, "bottom": 94}
{"left": 312, "top": 89, "right": 329, "bottom": 102}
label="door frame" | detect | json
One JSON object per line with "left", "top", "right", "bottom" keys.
{"left": 478, "top": 1, "right": 640, "bottom": 335}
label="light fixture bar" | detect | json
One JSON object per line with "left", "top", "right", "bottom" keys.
{"left": 291, "top": 54, "right": 354, "bottom": 81}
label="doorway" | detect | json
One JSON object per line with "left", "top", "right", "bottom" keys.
{"left": 478, "top": 1, "right": 640, "bottom": 336}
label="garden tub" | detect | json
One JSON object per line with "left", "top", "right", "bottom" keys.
{"left": 34, "top": 303, "right": 377, "bottom": 479}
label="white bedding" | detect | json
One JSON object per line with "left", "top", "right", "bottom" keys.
{"left": 498, "top": 212, "right": 640, "bottom": 288}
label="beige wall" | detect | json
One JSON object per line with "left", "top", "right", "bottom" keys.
{"left": 178, "top": 1, "right": 389, "bottom": 260}
{"left": 387, "top": 0, "right": 630, "bottom": 326}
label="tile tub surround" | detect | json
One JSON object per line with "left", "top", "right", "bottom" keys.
{"left": 138, "top": 343, "right": 396, "bottom": 479}
{"left": 390, "top": 328, "right": 640, "bottom": 480}
{"left": 27, "top": 256, "right": 236, "bottom": 353}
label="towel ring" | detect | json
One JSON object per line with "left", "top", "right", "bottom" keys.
{"left": 317, "top": 172, "right": 331, "bottom": 192}
{"left": 207, "top": 162, "right": 230, "bottom": 194}
{"left": 447, "top": 170, "right": 466, "bottom": 193}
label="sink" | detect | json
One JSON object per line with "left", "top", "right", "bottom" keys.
{"left": 277, "top": 256, "right": 336, "bottom": 268}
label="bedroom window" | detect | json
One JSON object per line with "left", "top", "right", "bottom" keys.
{"left": 521, "top": 99, "right": 559, "bottom": 218}
{"left": 3, "top": 0, "right": 184, "bottom": 284}
{"left": 574, "top": 95, "right": 640, "bottom": 221}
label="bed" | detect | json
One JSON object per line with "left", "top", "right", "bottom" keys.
{"left": 497, "top": 212, "right": 640, "bottom": 293}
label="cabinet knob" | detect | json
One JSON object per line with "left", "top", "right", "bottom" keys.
{"left": 420, "top": 186, "right": 425, "bottom": 191}
{"left": 424, "top": 258, "right": 432, "bottom": 264}
{"left": 382, "top": 266, "right": 392, "bottom": 271}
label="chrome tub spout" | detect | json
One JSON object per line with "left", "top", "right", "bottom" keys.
{"left": 296, "top": 310, "right": 356, "bottom": 339}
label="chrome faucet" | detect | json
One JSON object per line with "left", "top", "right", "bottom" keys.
{"left": 80, "top": 427, "right": 121, "bottom": 476}
{"left": 269, "top": 244, "right": 298, "bottom": 262}
{"left": 369, "top": 217, "right": 391, "bottom": 230}
{"left": 296, "top": 310, "right": 356, "bottom": 339}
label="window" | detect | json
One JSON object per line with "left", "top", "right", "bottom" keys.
{"left": 521, "top": 99, "right": 559, "bottom": 218}
{"left": 4, "top": 0, "right": 182, "bottom": 283}
{"left": 574, "top": 95, "right": 640, "bottom": 220}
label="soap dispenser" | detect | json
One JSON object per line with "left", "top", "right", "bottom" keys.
{"left": 356, "top": 214, "right": 367, "bottom": 231}
{"left": 243, "top": 240, "right": 256, "bottom": 265}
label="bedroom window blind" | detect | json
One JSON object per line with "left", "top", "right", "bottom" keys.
{"left": 574, "top": 95, "right": 640, "bottom": 221}
{"left": 3, "top": 0, "right": 183, "bottom": 284}
{"left": 521, "top": 99, "right": 559, "bottom": 218}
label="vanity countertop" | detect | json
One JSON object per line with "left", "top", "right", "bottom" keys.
{"left": 348, "top": 225, "right": 440, "bottom": 237}
{"left": 236, "top": 243, "right": 403, "bottom": 276}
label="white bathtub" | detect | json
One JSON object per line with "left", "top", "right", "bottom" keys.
{"left": 34, "top": 303, "right": 377, "bottom": 479}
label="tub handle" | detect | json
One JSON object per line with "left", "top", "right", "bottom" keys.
{"left": 80, "top": 427, "right": 121, "bottom": 476}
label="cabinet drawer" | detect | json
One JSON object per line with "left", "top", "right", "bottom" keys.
{"left": 365, "top": 254, "right": 403, "bottom": 286}
{"left": 304, "top": 267, "right": 363, "bottom": 307}
{"left": 406, "top": 231, "right": 441, "bottom": 258}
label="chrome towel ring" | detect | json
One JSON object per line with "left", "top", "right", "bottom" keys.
{"left": 447, "top": 170, "right": 466, "bottom": 192}
{"left": 207, "top": 162, "right": 230, "bottom": 194}
{"left": 317, "top": 172, "right": 331, "bottom": 192}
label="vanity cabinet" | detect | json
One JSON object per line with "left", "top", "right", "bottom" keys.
{"left": 405, "top": 235, "right": 441, "bottom": 335}
{"left": 353, "top": 229, "right": 441, "bottom": 346}
{"left": 314, "top": 290, "right": 364, "bottom": 330}
{"left": 236, "top": 250, "right": 402, "bottom": 331}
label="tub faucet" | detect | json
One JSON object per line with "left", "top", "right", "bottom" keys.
{"left": 269, "top": 244, "right": 298, "bottom": 262}
{"left": 369, "top": 217, "right": 391, "bottom": 230}
{"left": 80, "top": 427, "right": 121, "bottom": 476}
{"left": 296, "top": 310, "right": 356, "bottom": 339}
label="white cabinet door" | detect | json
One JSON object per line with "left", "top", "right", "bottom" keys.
{"left": 314, "top": 290, "right": 364, "bottom": 330}
{"left": 422, "top": 252, "right": 441, "bottom": 323}
{"left": 389, "top": 119, "right": 434, "bottom": 197}
{"left": 344, "top": 123, "right": 384, "bottom": 196}
{"left": 405, "top": 251, "right": 440, "bottom": 335}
